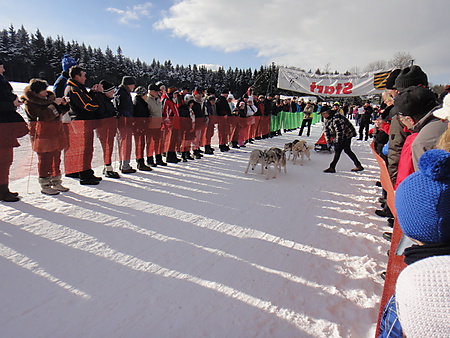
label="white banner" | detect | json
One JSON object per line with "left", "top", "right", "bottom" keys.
{"left": 277, "top": 67, "right": 392, "bottom": 97}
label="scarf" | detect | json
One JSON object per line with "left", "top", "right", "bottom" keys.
{"left": 403, "top": 242, "right": 450, "bottom": 265}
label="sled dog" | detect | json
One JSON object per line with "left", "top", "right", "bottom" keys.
{"left": 284, "top": 140, "right": 300, "bottom": 160}
{"left": 292, "top": 140, "right": 312, "bottom": 165}
{"left": 264, "top": 147, "right": 287, "bottom": 180}
{"left": 244, "top": 149, "right": 265, "bottom": 174}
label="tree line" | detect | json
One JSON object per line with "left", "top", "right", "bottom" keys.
{"left": 2, "top": 25, "right": 442, "bottom": 99}
{"left": 0, "top": 25, "right": 282, "bottom": 98}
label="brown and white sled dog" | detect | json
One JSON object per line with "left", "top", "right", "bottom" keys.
{"left": 244, "top": 149, "right": 265, "bottom": 174}
{"left": 284, "top": 139, "right": 300, "bottom": 160}
{"left": 292, "top": 140, "right": 312, "bottom": 165}
{"left": 264, "top": 147, "right": 287, "bottom": 179}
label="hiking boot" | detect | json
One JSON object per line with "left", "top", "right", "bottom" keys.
{"left": 50, "top": 176, "right": 70, "bottom": 192}
{"left": 121, "top": 167, "right": 137, "bottom": 174}
{"left": 103, "top": 165, "right": 120, "bottom": 178}
{"left": 0, "top": 184, "right": 20, "bottom": 202}
{"left": 39, "top": 177, "right": 60, "bottom": 195}
{"left": 137, "top": 158, "right": 152, "bottom": 171}
{"left": 147, "top": 156, "right": 157, "bottom": 167}
{"left": 155, "top": 154, "right": 167, "bottom": 166}
{"left": 351, "top": 166, "right": 364, "bottom": 172}
{"left": 323, "top": 167, "right": 336, "bottom": 173}
{"left": 375, "top": 209, "right": 393, "bottom": 218}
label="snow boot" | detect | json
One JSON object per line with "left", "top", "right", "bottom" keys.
{"left": 184, "top": 151, "right": 194, "bottom": 160}
{"left": 0, "top": 184, "right": 20, "bottom": 202}
{"left": 193, "top": 149, "right": 202, "bottom": 159}
{"left": 103, "top": 165, "right": 120, "bottom": 179}
{"left": 204, "top": 145, "right": 214, "bottom": 154}
{"left": 79, "top": 170, "right": 101, "bottom": 185}
{"left": 50, "top": 175, "right": 70, "bottom": 192}
{"left": 155, "top": 154, "right": 167, "bottom": 166}
{"left": 120, "top": 161, "right": 137, "bottom": 174}
{"left": 166, "top": 151, "right": 181, "bottom": 163}
{"left": 39, "top": 177, "right": 60, "bottom": 195}
{"left": 147, "top": 156, "right": 157, "bottom": 167}
{"left": 137, "top": 158, "right": 152, "bottom": 171}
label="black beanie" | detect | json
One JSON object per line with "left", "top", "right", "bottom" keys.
{"left": 392, "top": 86, "right": 438, "bottom": 118}
{"left": 121, "top": 76, "right": 136, "bottom": 86}
{"left": 385, "top": 69, "right": 401, "bottom": 90}
{"left": 148, "top": 84, "right": 160, "bottom": 91}
{"left": 29, "top": 78, "right": 49, "bottom": 94}
{"left": 99, "top": 80, "right": 115, "bottom": 93}
{"left": 395, "top": 65, "right": 428, "bottom": 91}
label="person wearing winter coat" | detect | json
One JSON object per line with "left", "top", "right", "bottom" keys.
{"left": 378, "top": 149, "right": 450, "bottom": 337}
{"left": 162, "top": 86, "right": 181, "bottom": 163}
{"left": 53, "top": 55, "right": 77, "bottom": 98}
{"left": 358, "top": 102, "right": 373, "bottom": 141}
{"left": 0, "top": 61, "right": 28, "bottom": 202}
{"left": 21, "top": 79, "right": 70, "bottom": 195}
{"left": 191, "top": 92, "right": 207, "bottom": 159}
{"left": 94, "top": 80, "right": 120, "bottom": 179}
{"left": 146, "top": 83, "right": 166, "bottom": 166}
{"left": 64, "top": 65, "right": 103, "bottom": 185}
{"left": 114, "top": 76, "right": 137, "bottom": 173}
{"left": 133, "top": 86, "right": 153, "bottom": 171}
{"left": 298, "top": 102, "right": 314, "bottom": 137}
{"left": 178, "top": 96, "right": 195, "bottom": 161}
{"left": 392, "top": 86, "right": 443, "bottom": 189}
{"left": 216, "top": 90, "right": 232, "bottom": 152}
{"left": 321, "top": 106, "right": 364, "bottom": 173}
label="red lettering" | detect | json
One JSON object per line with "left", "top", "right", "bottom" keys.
{"left": 317, "top": 85, "right": 324, "bottom": 94}
{"left": 324, "top": 86, "right": 335, "bottom": 95}
{"left": 335, "top": 83, "right": 343, "bottom": 95}
{"left": 343, "top": 82, "right": 353, "bottom": 94}
{"left": 310, "top": 82, "right": 317, "bottom": 92}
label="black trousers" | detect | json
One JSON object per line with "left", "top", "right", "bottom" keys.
{"left": 329, "top": 137, "right": 361, "bottom": 169}
{"left": 359, "top": 122, "right": 370, "bottom": 140}
{"left": 299, "top": 119, "right": 312, "bottom": 136}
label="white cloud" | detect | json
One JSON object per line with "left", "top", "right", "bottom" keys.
{"left": 107, "top": 2, "right": 153, "bottom": 27}
{"left": 198, "top": 64, "right": 222, "bottom": 71}
{"left": 155, "top": 0, "right": 450, "bottom": 83}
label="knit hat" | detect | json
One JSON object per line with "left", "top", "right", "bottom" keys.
{"left": 395, "top": 149, "right": 450, "bottom": 244}
{"left": 135, "top": 86, "right": 147, "bottom": 97}
{"left": 320, "top": 105, "right": 331, "bottom": 113}
{"left": 148, "top": 84, "right": 159, "bottom": 91}
{"left": 167, "top": 86, "right": 177, "bottom": 94}
{"left": 433, "top": 94, "right": 450, "bottom": 121}
{"left": 99, "top": 80, "right": 115, "bottom": 93}
{"left": 62, "top": 55, "right": 77, "bottom": 72}
{"left": 385, "top": 69, "right": 401, "bottom": 90}
{"left": 395, "top": 65, "right": 428, "bottom": 90}
{"left": 121, "top": 76, "right": 136, "bottom": 86}
{"left": 396, "top": 255, "right": 450, "bottom": 337}
{"left": 391, "top": 86, "right": 438, "bottom": 118}
{"left": 29, "top": 78, "right": 49, "bottom": 94}
{"left": 184, "top": 94, "right": 195, "bottom": 105}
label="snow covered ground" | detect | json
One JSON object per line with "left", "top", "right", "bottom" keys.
{"left": 1, "top": 83, "right": 390, "bottom": 337}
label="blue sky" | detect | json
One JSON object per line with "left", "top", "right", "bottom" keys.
{"left": 2, "top": 0, "right": 450, "bottom": 86}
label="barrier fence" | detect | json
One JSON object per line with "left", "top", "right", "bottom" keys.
{"left": 371, "top": 143, "right": 407, "bottom": 337}
{"left": 3, "top": 111, "right": 321, "bottom": 182}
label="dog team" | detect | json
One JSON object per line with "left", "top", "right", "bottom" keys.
{"left": 244, "top": 139, "right": 311, "bottom": 180}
